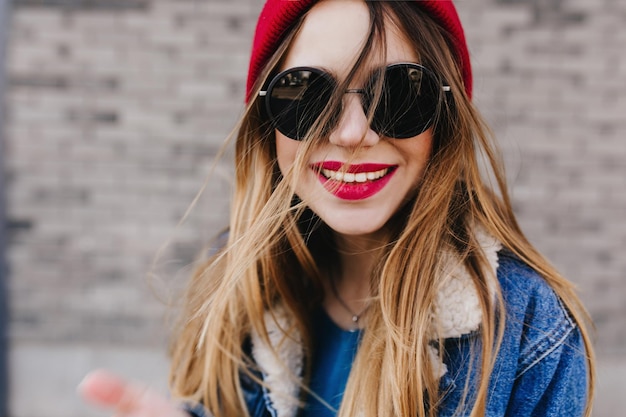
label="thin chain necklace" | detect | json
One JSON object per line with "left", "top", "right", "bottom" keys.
{"left": 329, "top": 277, "right": 370, "bottom": 331}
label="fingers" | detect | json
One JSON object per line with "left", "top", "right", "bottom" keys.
{"left": 78, "top": 369, "right": 186, "bottom": 417}
{"left": 79, "top": 369, "right": 131, "bottom": 409}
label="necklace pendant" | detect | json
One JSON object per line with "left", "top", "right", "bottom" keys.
{"left": 352, "top": 315, "right": 359, "bottom": 323}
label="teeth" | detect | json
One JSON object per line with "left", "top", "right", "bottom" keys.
{"left": 321, "top": 168, "right": 389, "bottom": 183}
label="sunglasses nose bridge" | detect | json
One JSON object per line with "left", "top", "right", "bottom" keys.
{"left": 328, "top": 93, "right": 379, "bottom": 148}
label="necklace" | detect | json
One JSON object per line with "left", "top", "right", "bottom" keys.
{"left": 329, "top": 277, "right": 370, "bottom": 331}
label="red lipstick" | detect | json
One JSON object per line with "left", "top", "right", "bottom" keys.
{"left": 311, "top": 161, "right": 397, "bottom": 201}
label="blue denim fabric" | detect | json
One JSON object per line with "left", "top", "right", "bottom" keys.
{"left": 436, "top": 251, "right": 588, "bottom": 416}
{"left": 184, "top": 251, "right": 589, "bottom": 417}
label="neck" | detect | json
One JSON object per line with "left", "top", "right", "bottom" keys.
{"left": 334, "top": 230, "right": 386, "bottom": 284}
{"left": 322, "top": 231, "right": 386, "bottom": 330}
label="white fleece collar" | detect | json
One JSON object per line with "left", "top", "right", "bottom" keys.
{"left": 251, "top": 229, "right": 502, "bottom": 417}
{"left": 250, "top": 308, "right": 304, "bottom": 417}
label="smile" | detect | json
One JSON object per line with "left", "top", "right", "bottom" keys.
{"left": 320, "top": 167, "right": 390, "bottom": 183}
{"left": 311, "top": 161, "right": 397, "bottom": 201}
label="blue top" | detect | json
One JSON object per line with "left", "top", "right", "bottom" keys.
{"left": 301, "top": 309, "right": 361, "bottom": 417}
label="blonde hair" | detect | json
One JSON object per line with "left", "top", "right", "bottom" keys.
{"left": 169, "top": 2, "right": 594, "bottom": 417}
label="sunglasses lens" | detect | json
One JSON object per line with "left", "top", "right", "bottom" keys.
{"left": 370, "top": 64, "right": 441, "bottom": 139}
{"left": 266, "top": 68, "right": 333, "bottom": 140}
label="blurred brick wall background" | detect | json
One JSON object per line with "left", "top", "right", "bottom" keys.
{"left": 1, "top": 0, "right": 624, "bottom": 416}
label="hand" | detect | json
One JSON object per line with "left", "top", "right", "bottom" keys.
{"left": 78, "top": 369, "right": 188, "bottom": 417}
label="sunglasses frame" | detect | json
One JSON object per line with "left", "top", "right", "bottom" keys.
{"left": 259, "top": 62, "right": 451, "bottom": 141}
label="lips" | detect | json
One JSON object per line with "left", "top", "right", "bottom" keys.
{"left": 311, "top": 161, "right": 397, "bottom": 201}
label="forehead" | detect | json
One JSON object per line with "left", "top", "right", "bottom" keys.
{"left": 281, "top": 0, "right": 419, "bottom": 76}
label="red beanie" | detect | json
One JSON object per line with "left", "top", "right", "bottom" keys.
{"left": 246, "top": 0, "right": 472, "bottom": 102}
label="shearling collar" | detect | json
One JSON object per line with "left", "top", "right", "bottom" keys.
{"left": 250, "top": 228, "right": 502, "bottom": 417}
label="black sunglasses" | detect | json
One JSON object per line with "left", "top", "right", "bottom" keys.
{"left": 259, "top": 62, "right": 451, "bottom": 141}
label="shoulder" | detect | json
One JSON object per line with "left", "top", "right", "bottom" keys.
{"left": 497, "top": 250, "right": 572, "bottom": 325}
{"left": 496, "top": 250, "right": 577, "bottom": 374}
{"left": 439, "top": 250, "right": 589, "bottom": 416}
{"left": 492, "top": 251, "right": 589, "bottom": 415}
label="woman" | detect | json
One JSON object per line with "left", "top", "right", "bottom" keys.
{"left": 80, "top": 0, "right": 595, "bottom": 416}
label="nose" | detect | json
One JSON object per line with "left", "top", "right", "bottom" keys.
{"left": 328, "top": 94, "right": 380, "bottom": 148}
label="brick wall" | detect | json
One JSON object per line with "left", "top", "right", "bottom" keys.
{"left": 2, "top": 0, "right": 625, "bottom": 416}
{"left": 5, "top": 0, "right": 258, "bottom": 346}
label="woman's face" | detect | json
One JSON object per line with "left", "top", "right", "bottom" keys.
{"left": 275, "top": 0, "right": 433, "bottom": 239}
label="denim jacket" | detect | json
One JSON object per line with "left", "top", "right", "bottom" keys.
{"left": 185, "top": 232, "right": 589, "bottom": 417}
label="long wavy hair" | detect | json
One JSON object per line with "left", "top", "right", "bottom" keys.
{"left": 169, "top": 2, "right": 594, "bottom": 417}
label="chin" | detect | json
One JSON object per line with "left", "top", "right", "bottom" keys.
{"left": 320, "top": 215, "right": 390, "bottom": 238}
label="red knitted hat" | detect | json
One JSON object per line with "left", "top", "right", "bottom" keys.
{"left": 246, "top": 0, "right": 472, "bottom": 102}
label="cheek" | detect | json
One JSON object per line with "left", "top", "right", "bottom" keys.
{"left": 419, "top": 138, "right": 434, "bottom": 173}
{"left": 275, "top": 131, "right": 300, "bottom": 176}
{"left": 403, "top": 130, "right": 435, "bottom": 180}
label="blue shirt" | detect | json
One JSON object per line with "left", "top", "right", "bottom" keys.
{"left": 301, "top": 309, "right": 361, "bottom": 417}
